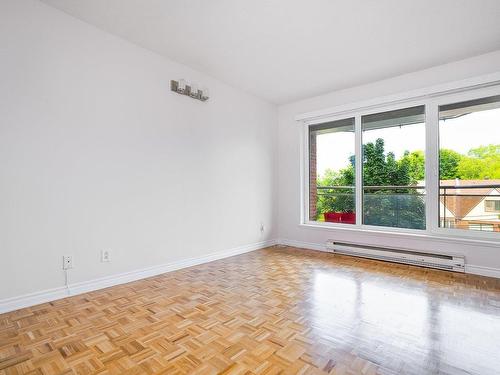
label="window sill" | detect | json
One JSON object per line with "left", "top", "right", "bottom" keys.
{"left": 299, "top": 222, "right": 500, "bottom": 249}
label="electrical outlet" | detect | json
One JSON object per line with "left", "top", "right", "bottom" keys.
{"left": 63, "top": 255, "right": 73, "bottom": 270}
{"left": 101, "top": 249, "right": 111, "bottom": 262}
{"left": 260, "top": 223, "right": 265, "bottom": 233}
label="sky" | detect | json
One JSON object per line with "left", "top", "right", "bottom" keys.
{"left": 316, "top": 108, "right": 500, "bottom": 177}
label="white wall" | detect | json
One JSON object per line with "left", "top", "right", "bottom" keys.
{"left": 277, "top": 51, "right": 500, "bottom": 275}
{"left": 0, "top": 0, "right": 277, "bottom": 301}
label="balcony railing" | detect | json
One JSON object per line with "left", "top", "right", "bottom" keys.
{"left": 315, "top": 184, "right": 500, "bottom": 232}
{"left": 439, "top": 183, "right": 500, "bottom": 232}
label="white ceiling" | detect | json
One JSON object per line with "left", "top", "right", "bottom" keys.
{"left": 41, "top": 0, "right": 500, "bottom": 104}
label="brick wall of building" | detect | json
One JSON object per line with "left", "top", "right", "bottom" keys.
{"left": 309, "top": 131, "right": 317, "bottom": 221}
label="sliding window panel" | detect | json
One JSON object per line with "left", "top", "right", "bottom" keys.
{"left": 362, "top": 106, "right": 426, "bottom": 229}
{"left": 438, "top": 95, "right": 500, "bottom": 233}
{"left": 309, "top": 118, "right": 356, "bottom": 223}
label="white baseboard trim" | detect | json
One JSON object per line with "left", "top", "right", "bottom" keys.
{"left": 0, "top": 239, "right": 277, "bottom": 314}
{"left": 465, "top": 264, "right": 500, "bottom": 279}
{"left": 278, "top": 238, "right": 500, "bottom": 279}
{"left": 277, "top": 238, "right": 328, "bottom": 252}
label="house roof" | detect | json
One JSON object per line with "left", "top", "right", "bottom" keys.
{"left": 440, "top": 180, "right": 500, "bottom": 219}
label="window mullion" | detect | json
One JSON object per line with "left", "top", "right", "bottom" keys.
{"left": 302, "top": 122, "right": 310, "bottom": 224}
{"left": 355, "top": 114, "right": 362, "bottom": 226}
{"left": 425, "top": 101, "right": 439, "bottom": 232}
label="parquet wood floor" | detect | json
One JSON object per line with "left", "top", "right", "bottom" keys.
{"left": 1, "top": 246, "right": 500, "bottom": 375}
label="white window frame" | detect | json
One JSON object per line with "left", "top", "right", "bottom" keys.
{"left": 299, "top": 76, "right": 500, "bottom": 242}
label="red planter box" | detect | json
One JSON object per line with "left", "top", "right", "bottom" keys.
{"left": 324, "top": 211, "right": 356, "bottom": 224}
{"left": 324, "top": 212, "right": 342, "bottom": 222}
{"left": 341, "top": 212, "right": 356, "bottom": 224}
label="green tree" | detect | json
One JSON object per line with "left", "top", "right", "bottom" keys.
{"left": 316, "top": 158, "right": 355, "bottom": 216}
{"left": 399, "top": 150, "right": 425, "bottom": 182}
{"left": 457, "top": 144, "right": 500, "bottom": 179}
{"left": 316, "top": 141, "right": 499, "bottom": 226}
{"left": 439, "top": 149, "right": 462, "bottom": 179}
{"left": 362, "top": 139, "right": 425, "bottom": 229}
{"left": 363, "top": 138, "right": 387, "bottom": 185}
{"left": 317, "top": 138, "right": 425, "bottom": 229}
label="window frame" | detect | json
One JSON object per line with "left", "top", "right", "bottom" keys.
{"left": 360, "top": 104, "right": 427, "bottom": 230}
{"left": 300, "top": 81, "right": 500, "bottom": 241}
{"left": 484, "top": 200, "right": 500, "bottom": 213}
{"left": 307, "top": 117, "right": 356, "bottom": 224}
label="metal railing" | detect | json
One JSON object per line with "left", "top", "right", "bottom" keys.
{"left": 315, "top": 184, "right": 500, "bottom": 231}
{"left": 439, "top": 184, "right": 500, "bottom": 231}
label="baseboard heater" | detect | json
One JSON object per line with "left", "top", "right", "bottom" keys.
{"left": 326, "top": 241, "right": 465, "bottom": 272}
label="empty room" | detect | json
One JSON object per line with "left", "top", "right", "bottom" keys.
{"left": 2, "top": 0, "right": 500, "bottom": 374}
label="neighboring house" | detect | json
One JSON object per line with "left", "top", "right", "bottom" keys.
{"left": 439, "top": 179, "right": 500, "bottom": 232}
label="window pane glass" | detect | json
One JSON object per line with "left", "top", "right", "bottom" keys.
{"left": 309, "top": 118, "right": 355, "bottom": 223}
{"left": 362, "top": 106, "right": 426, "bottom": 229}
{"left": 439, "top": 95, "right": 500, "bottom": 233}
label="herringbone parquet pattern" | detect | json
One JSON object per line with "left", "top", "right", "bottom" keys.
{"left": 1, "top": 246, "right": 500, "bottom": 374}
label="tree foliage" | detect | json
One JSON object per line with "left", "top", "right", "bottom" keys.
{"left": 361, "top": 139, "right": 424, "bottom": 229}
{"left": 439, "top": 149, "right": 462, "bottom": 179}
{"left": 316, "top": 140, "right": 500, "bottom": 227}
{"left": 457, "top": 145, "right": 500, "bottom": 179}
{"left": 316, "top": 138, "right": 425, "bottom": 229}
{"left": 438, "top": 145, "right": 500, "bottom": 180}
{"left": 399, "top": 151, "right": 424, "bottom": 181}
{"left": 316, "top": 157, "right": 355, "bottom": 216}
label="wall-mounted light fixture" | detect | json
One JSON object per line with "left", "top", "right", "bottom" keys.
{"left": 171, "top": 79, "right": 209, "bottom": 102}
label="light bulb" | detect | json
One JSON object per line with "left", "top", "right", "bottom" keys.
{"left": 190, "top": 83, "right": 199, "bottom": 96}
{"left": 178, "top": 79, "right": 186, "bottom": 92}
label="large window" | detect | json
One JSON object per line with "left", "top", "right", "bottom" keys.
{"left": 362, "top": 106, "right": 426, "bottom": 229}
{"left": 304, "top": 87, "right": 500, "bottom": 238}
{"left": 438, "top": 96, "right": 500, "bottom": 232}
{"left": 309, "top": 118, "right": 355, "bottom": 223}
